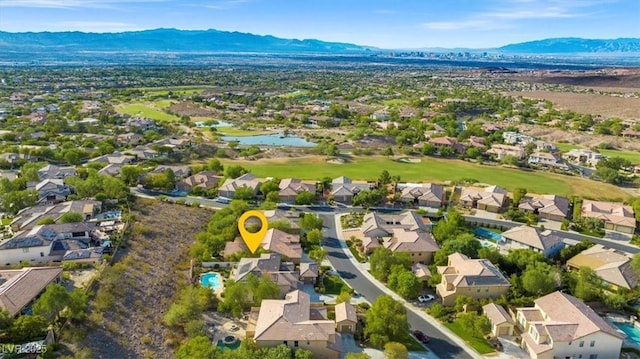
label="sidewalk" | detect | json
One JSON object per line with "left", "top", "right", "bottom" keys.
{"left": 332, "top": 214, "right": 484, "bottom": 359}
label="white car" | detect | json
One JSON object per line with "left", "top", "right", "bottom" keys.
{"left": 418, "top": 294, "right": 435, "bottom": 303}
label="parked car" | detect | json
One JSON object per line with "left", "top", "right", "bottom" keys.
{"left": 418, "top": 294, "right": 435, "bottom": 303}
{"left": 412, "top": 330, "right": 430, "bottom": 344}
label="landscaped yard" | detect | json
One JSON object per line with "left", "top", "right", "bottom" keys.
{"left": 443, "top": 319, "right": 495, "bottom": 354}
{"left": 556, "top": 143, "right": 640, "bottom": 164}
{"left": 220, "top": 156, "right": 631, "bottom": 200}
{"left": 1, "top": 218, "right": 11, "bottom": 226}
{"left": 346, "top": 241, "right": 366, "bottom": 263}
{"left": 117, "top": 102, "right": 180, "bottom": 122}
{"left": 323, "top": 275, "right": 348, "bottom": 295}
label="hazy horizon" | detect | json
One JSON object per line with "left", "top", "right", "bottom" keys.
{"left": 0, "top": 0, "right": 638, "bottom": 49}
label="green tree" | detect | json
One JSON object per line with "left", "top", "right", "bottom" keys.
{"left": 383, "top": 342, "right": 408, "bottom": 359}
{"left": 32, "top": 283, "right": 69, "bottom": 321}
{"left": 365, "top": 295, "right": 409, "bottom": 348}
{"left": 234, "top": 186, "right": 256, "bottom": 200}
{"left": 572, "top": 266, "right": 603, "bottom": 302}
{"left": 512, "top": 188, "right": 527, "bottom": 207}
{"left": 294, "top": 349, "right": 314, "bottom": 359}
{"left": 251, "top": 275, "right": 281, "bottom": 306}
{"left": 295, "top": 191, "right": 315, "bottom": 205}
{"left": 300, "top": 213, "right": 323, "bottom": 231}
{"left": 352, "top": 189, "right": 384, "bottom": 209}
{"left": 387, "top": 265, "right": 422, "bottom": 299}
{"left": 207, "top": 158, "right": 224, "bottom": 174}
{"left": 9, "top": 314, "right": 47, "bottom": 342}
{"left": 378, "top": 170, "right": 392, "bottom": 187}
{"left": 225, "top": 165, "right": 248, "bottom": 179}
{"left": 175, "top": 336, "right": 215, "bottom": 359}
{"left": 521, "top": 262, "right": 559, "bottom": 296}
{"left": 120, "top": 165, "right": 142, "bottom": 186}
{"left": 0, "top": 309, "right": 13, "bottom": 331}
{"left": 58, "top": 211, "right": 84, "bottom": 224}
{"left": 305, "top": 228, "right": 323, "bottom": 247}
{"left": 66, "top": 288, "right": 88, "bottom": 320}
{"left": 335, "top": 291, "right": 352, "bottom": 304}
{"left": 266, "top": 191, "right": 280, "bottom": 203}
{"left": 383, "top": 147, "right": 394, "bottom": 157}
{"left": 370, "top": 247, "right": 411, "bottom": 282}
{"left": 432, "top": 209, "right": 466, "bottom": 243}
{"left": 345, "top": 353, "right": 372, "bottom": 359}
{"left": 309, "top": 247, "right": 328, "bottom": 264}
{"left": 260, "top": 180, "right": 280, "bottom": 196}
{"left": 1, "top": 189, "right": 38, "bottom": 215}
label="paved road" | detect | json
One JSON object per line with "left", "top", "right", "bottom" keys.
{"left": 464, "top": 216, "right": 639, "bottom": 254}
{"left": 319, "top": 213, "right": 473, "bottom": 359}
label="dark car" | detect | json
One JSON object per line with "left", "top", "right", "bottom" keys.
{"left": 412, "top": 330, "right": 430, "bottom": 344}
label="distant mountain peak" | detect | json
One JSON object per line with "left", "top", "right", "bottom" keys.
{"left": 499, "top": 37, "right": 640, "bottom": 54}
{"left": 0, "top": 28, "right": 371, "bottom": 54}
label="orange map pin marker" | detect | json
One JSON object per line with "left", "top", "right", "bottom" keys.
{"left": 238, "top": 210, "right": 268, "bottom": 253}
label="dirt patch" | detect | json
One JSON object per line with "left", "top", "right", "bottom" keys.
{"left": 521, "top": 126, "right": 640, "bottom": 151}
{"left": 169, "top": 101, "right": 219, "bottom": 117}
{"left": 507, "top": 68, "right": 640, "bottom": 89}
{"left": 507, "top": 90, "right": 640, "bottom": 120}
{"left": 83, "top": 199, "right": 213, "bottom": 359}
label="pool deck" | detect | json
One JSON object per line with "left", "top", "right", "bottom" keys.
{"left": 605, "top": 314, "right": 640, "bottom": 349}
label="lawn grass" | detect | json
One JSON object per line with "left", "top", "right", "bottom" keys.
{"left": 598, "top": 148, "right": 640, "bottom": 164}
{"left": 1, "top": 218, "right": 11, "bottom": 226}
{"left": 556, "top": 143, "right": 582, "bottom": 152}
{"left": 153, "top": 99, "right": 175, "bottom": 108}
{"left": 117, "top": 103, "right": 180, "bottom": 122}
{"left": 219, "top": 156, "right": 630, "bottom": 200}
{"left": 323, "top": 275, "right": 348, "bottom": 295}
{"left": 444, "top": 320, "right": 494, "bottom": 354}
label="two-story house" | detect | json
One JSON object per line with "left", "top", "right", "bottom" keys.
{"left": 31, "top": 179, "right": 72, "bottom": 204}
{"left": 515, "top": 291, "right": 624, "bottom": 359}
{"left": 436, "top": 252, "right": 510, "bottom": 306}
{"left": 234, "top": 253, "right": 309, "bottom": 296}
{"left": 581, "top": 200, "right": 636, "bottom": 234}
{"left": 567, "top": 244, "right": 638, "bottom": 291}
{"left": 458, "top": 185, "right": 508, "bottom": 213}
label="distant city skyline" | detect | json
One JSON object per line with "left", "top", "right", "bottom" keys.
{"left": 0, "top": 0, "right": 638, "bottom": 49}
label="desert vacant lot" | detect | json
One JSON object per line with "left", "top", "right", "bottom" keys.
{"left": 221, "top": 156, "right": 630, "bottom": 200}
{"left": 507, "top": 90, "right": 640, "bottom": 120}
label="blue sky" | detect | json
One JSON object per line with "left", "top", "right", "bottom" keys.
{"left": 0, "top": 0, "right": 638, "bottom": 49}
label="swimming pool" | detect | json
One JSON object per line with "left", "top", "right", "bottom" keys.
{"left": 614, "top": 322, "right": 640, "bottom": 344}
{"left": 201, "top": 272, "right": 222, "bottom": 291}
{"left": 474, "top": 228, "right": 503, "bottom": 242}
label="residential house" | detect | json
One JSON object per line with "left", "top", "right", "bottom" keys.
{"left": 124, "top": 147, "right": 158, "bottom": 161}
{"left": 563, "top": 149, "right": 607, "bottom": 167}
{"left": 116, "top": 132, "right": 144, "bottom": 146}
{"left": 458, "top": 185, "right": 508, "bottom": 213}
{"left": 89, "top": 151, "right": 134, "bottom": 165}
{"left": 580, "top": 200, "right": 636, "bottom": 234}
{"left": 10, "top": 200, "right": 102, "bottom": 231}
{"left": 150, "top": 165, "right": 191, "bottom": 179}
{"left": 468, "top": 136, "right": 486, "bottom": 149}
{"left": 234, "top": 253, "right": 301, "bottom": 296}
{"left": 249, "top": 290, "right": 342, "bottom": 358}
{"left": 483, "top": 303, "right": 515, "bottom": 337}
{"left": 278, "top": 178, "right": 317, "bottom": 204}
{"left": 97, "top": 163, "right": 125, "bottom": 177}
{"left": 330, "top": 176, "right": 372, "bottom": 205}
{"left": 567, "top": 244, "right": 638, "bottom": 290}
{"left": 224, "top": 228, "right": 302, "bottom": 263}
{"left": 30, "top": 179, "right": 72, "bottom": 204}
{"left": 398, "top": 183, "right": 446, "bottom": 208}
{"left": 383, "top": 228, "right": 440, "bottom": 264}
{"left": 153, "top": 137, "right": 191, "bottom": 150}
{"left": 0, "top": 267, "right": 63, "bottom": 317}
{"left": 502, "top": 131, "right": 534, "bottom": 145}
{"left": 126, "top": 117, "right": 156, "bottom": 131}
{"left": 355, "top": 211, "right": 435, "bottom": 257}
{"left": 218, "top": 173, "right": 263, "bottom": 199}
{"left": 299, "top": 262, "right": 319, "bottom": 285}
{"left": 515, "top": 291, "right": 624, "bottom": 359}
{"left": 0, "top": 222, "right": 97, "bottom": 267}
{"left": 486, "top": 144, "right": 526, "bottom": 160}
{"left": 334, "top": 302, "right": 357, "bottom": 334}
{"left": 37, "top": 164, "right": 76, "bottom": 180}
{"left": 176, "top": 171, "right": 223, "bottom": 193}
{"left": 428, "top": 136, "right": 466, "bottom": 154}
{"left": 528, "top": 152, "right": 570, "bottom": 171}
{"left": 411, "top": 263, "right": 431, "bottom": 282}
{"left": 518, "top": 195, "right": 570, "bottom": 222}
{"left": 370, "top": 110, "right": 390, "bottom": 121}
{"left": 501, "top": 225, "right": 565, "bottom": 258}
{"left": 436, "top": 252, "right": 510, "bottom": 306}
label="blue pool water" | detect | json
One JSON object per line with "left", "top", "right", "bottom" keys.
{"left": 201, "top": 272, "right": 222, "bottom": 290}
{"left": 614, "top": 322, "right": 640, "bottom": 344}
{"left": 474, "top": 228, "right": 503, "bottom": 242}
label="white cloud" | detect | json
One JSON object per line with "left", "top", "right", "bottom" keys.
{"left": 203, "top": 0, "right": 252, "bottom": 10}
{"left": 423, "top": 20, "right": 512, "bottom": 31}
{"left": 51, "top": 21, "right": 140, "bottom": 31}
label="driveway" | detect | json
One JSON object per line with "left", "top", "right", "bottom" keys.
{"left": 320, "top": 213, "right": 478, "bottom": 359}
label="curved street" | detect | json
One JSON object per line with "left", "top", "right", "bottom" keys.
{"left": 319, "top": 213, "right": 477, "bottom": 359}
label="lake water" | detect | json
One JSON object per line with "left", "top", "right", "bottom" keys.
{"left": 195, "top": 120, "right": 233, "bottom": 128}
{"left": 221, "top": 133, "right": 317, "bottom": 147}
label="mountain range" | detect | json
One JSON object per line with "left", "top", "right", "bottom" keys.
{"left": 0, "top": 28, "right": 639, "bottom": 55}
